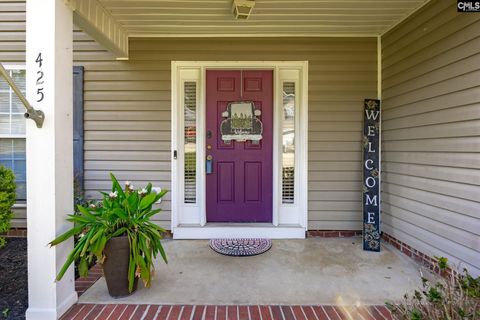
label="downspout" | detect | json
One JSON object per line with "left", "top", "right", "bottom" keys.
{"left": 377, "top": 36, "right": 382, "bottom": 100}
{"left": 377, "top": 35, "right": 382, "bottom": 240}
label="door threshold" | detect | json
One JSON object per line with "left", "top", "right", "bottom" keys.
{"left": 173, "top": 224, "right": 306, "bottom": 239}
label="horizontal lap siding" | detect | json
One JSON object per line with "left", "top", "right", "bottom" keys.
{"left": 81, "top": 55, "right": 173, "bottom": 229}
{"left": 0, "top": 2, "right": 377, "bottom": 230}
{"left": 381, "top": 0, "right": 480, "bottom": 275}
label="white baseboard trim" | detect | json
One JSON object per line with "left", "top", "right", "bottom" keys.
{"left": 26, "top": 291, "right": 77, "bottom": 320}
{"left": 173, "top": 224, "right": 306, "bottom": 239}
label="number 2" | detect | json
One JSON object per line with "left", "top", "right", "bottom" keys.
{"left": 36, "top": 71, "right": 44, "bottom": 85}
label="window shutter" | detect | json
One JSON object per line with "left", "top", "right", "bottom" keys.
{"left": 73, "top": 66, "right": 84, "bottom": 191}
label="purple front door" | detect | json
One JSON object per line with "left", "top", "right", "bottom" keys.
{"left": 206, "top": 70, "right": 273, "bottom": 222}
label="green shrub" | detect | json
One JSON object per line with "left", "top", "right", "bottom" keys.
{"left": 0, "top": 166, "right": 16, "bottom": 248}
{"left": 386, "top": 257, "right": 480, "bottom": 320}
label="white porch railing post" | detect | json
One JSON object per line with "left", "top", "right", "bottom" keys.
{"left": 25, "top": 0, "right": 76, "bottom": 319}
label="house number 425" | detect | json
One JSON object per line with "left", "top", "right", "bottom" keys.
{"left": 35, "top": 53, "right": 44, "bottom": 102}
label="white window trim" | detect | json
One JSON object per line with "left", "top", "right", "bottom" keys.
{"left": 171, "top": 61, "right": 308, "bottom": 239}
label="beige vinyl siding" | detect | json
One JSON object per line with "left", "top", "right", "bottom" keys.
{"left": 0, "top": 2, "right": 377, "bottom": 230}
{"left": 381, "top": 0, "right": 480, "bottom": 276}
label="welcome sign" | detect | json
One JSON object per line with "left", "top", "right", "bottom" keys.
{"left": 363, "top": 99, "right": 381, "bottom": 252}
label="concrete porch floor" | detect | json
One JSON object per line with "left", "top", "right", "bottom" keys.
{"left": 79, "top": 238, "right": 430, "bottom": 306}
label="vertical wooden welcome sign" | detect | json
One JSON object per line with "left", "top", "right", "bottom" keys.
{"left": 363, "top": 99, "right": 381, "bottom": 252}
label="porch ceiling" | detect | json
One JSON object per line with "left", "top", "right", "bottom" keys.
{"left": 99, "top": 0, "right": 429, "bottom": 37}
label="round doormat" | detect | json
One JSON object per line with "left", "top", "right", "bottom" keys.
{"left": 209, "top": 238, "right": 272, "bottom": 256}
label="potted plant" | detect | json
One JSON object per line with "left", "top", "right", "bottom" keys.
{"left": 49, "top": 173, "right": 168, "bottom": 297}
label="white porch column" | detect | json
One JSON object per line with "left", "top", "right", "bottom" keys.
{"left": 25, "top": 0, "right": 76, "bottom": 319}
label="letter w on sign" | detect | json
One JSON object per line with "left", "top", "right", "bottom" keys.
{"left": 363, "top": 99, "right": 381, "bottom": 252}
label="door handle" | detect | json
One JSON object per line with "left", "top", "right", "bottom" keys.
{"left": 206, "top": 155, "right": 213, "bottom": 174}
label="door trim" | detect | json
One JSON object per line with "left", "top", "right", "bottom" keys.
{"left": 171, "top": 61, "right": 308, "bottom": 239}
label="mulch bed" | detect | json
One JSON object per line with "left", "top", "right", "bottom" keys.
{"left": 0, "top": 238, "right": 27, "bottom": 320}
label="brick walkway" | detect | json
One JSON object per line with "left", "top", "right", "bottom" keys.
{"left": 68, "top": 266, "right": 395, "bottom": 320}
{"left": 60, "top": 304, "right": 393, "bottom": 319}
{"left": 75, "top": 264, "right": 103, "bottom": 296}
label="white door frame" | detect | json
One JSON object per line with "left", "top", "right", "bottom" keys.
{"left": 171, "top": 61, "right": 308, "bottom": 239}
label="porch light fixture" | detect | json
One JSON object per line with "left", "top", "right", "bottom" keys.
{"left": 232, "top": 0, "right": 255, "bottom": 20}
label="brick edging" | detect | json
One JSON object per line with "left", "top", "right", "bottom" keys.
{"left": 307, "top": 230, "right": 362, "bottom": 238}
{"left": 381, "top": 232, "right": 454, "bottom": 277}
{"left": 1, "top": 227, "right": 27, "bottom": 238}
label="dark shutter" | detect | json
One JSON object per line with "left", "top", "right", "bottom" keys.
{"left": 73, "top": 66, "right": 84, "bottom": 191}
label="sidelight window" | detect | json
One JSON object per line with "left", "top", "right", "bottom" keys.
{"left": 184, "top": 82, "right": 197, "bottom": 203}
{"left": 282, "top": 82, "right": 295, "bottom": 204}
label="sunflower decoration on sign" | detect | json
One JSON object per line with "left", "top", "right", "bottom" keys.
{"left": 366, "top": 99, "right": 379, "bottom": 110}
{"left": 364, "top": 223, "right": 380, "bottom": 250}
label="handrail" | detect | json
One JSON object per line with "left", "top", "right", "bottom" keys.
{"left": 0, "top": 62, "right": 44, "bottom": 128}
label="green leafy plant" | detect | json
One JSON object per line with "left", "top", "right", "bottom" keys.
{"left": 49, "top": 173, "right": 168, "bottom": 292}
{"left": 386, "top": 257, "right": 480, "bottom": 320}
{"left": 2, "top": 308, "right": 9, "bottom": 319}
{"left": 0, "top": 165, "right": 16, "bottom": 248}
{"left": 72, "top": 175, "right": 97, "bottom": 279}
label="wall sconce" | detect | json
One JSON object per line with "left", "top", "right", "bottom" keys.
{"left": 232, "top": 0, "right": 255, "bottom": 20}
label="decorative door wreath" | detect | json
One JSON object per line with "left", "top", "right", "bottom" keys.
{"left": 220, "top": 101, "right": 263, "bottom": 144}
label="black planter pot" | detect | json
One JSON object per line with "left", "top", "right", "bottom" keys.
{"left": 102, "top": 236, "right": 138, "bottom": 298}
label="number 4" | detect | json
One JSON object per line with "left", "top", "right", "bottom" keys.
{"left": 35, "top": 52, "right": 43, "bottom": 68}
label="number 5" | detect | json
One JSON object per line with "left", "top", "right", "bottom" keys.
{"left": 37, "top": 88, "right": 44, "bottom": 102}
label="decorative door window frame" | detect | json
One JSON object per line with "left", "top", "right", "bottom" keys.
{"left": 171, "top": 61, "right": 308, "bottom": 239}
